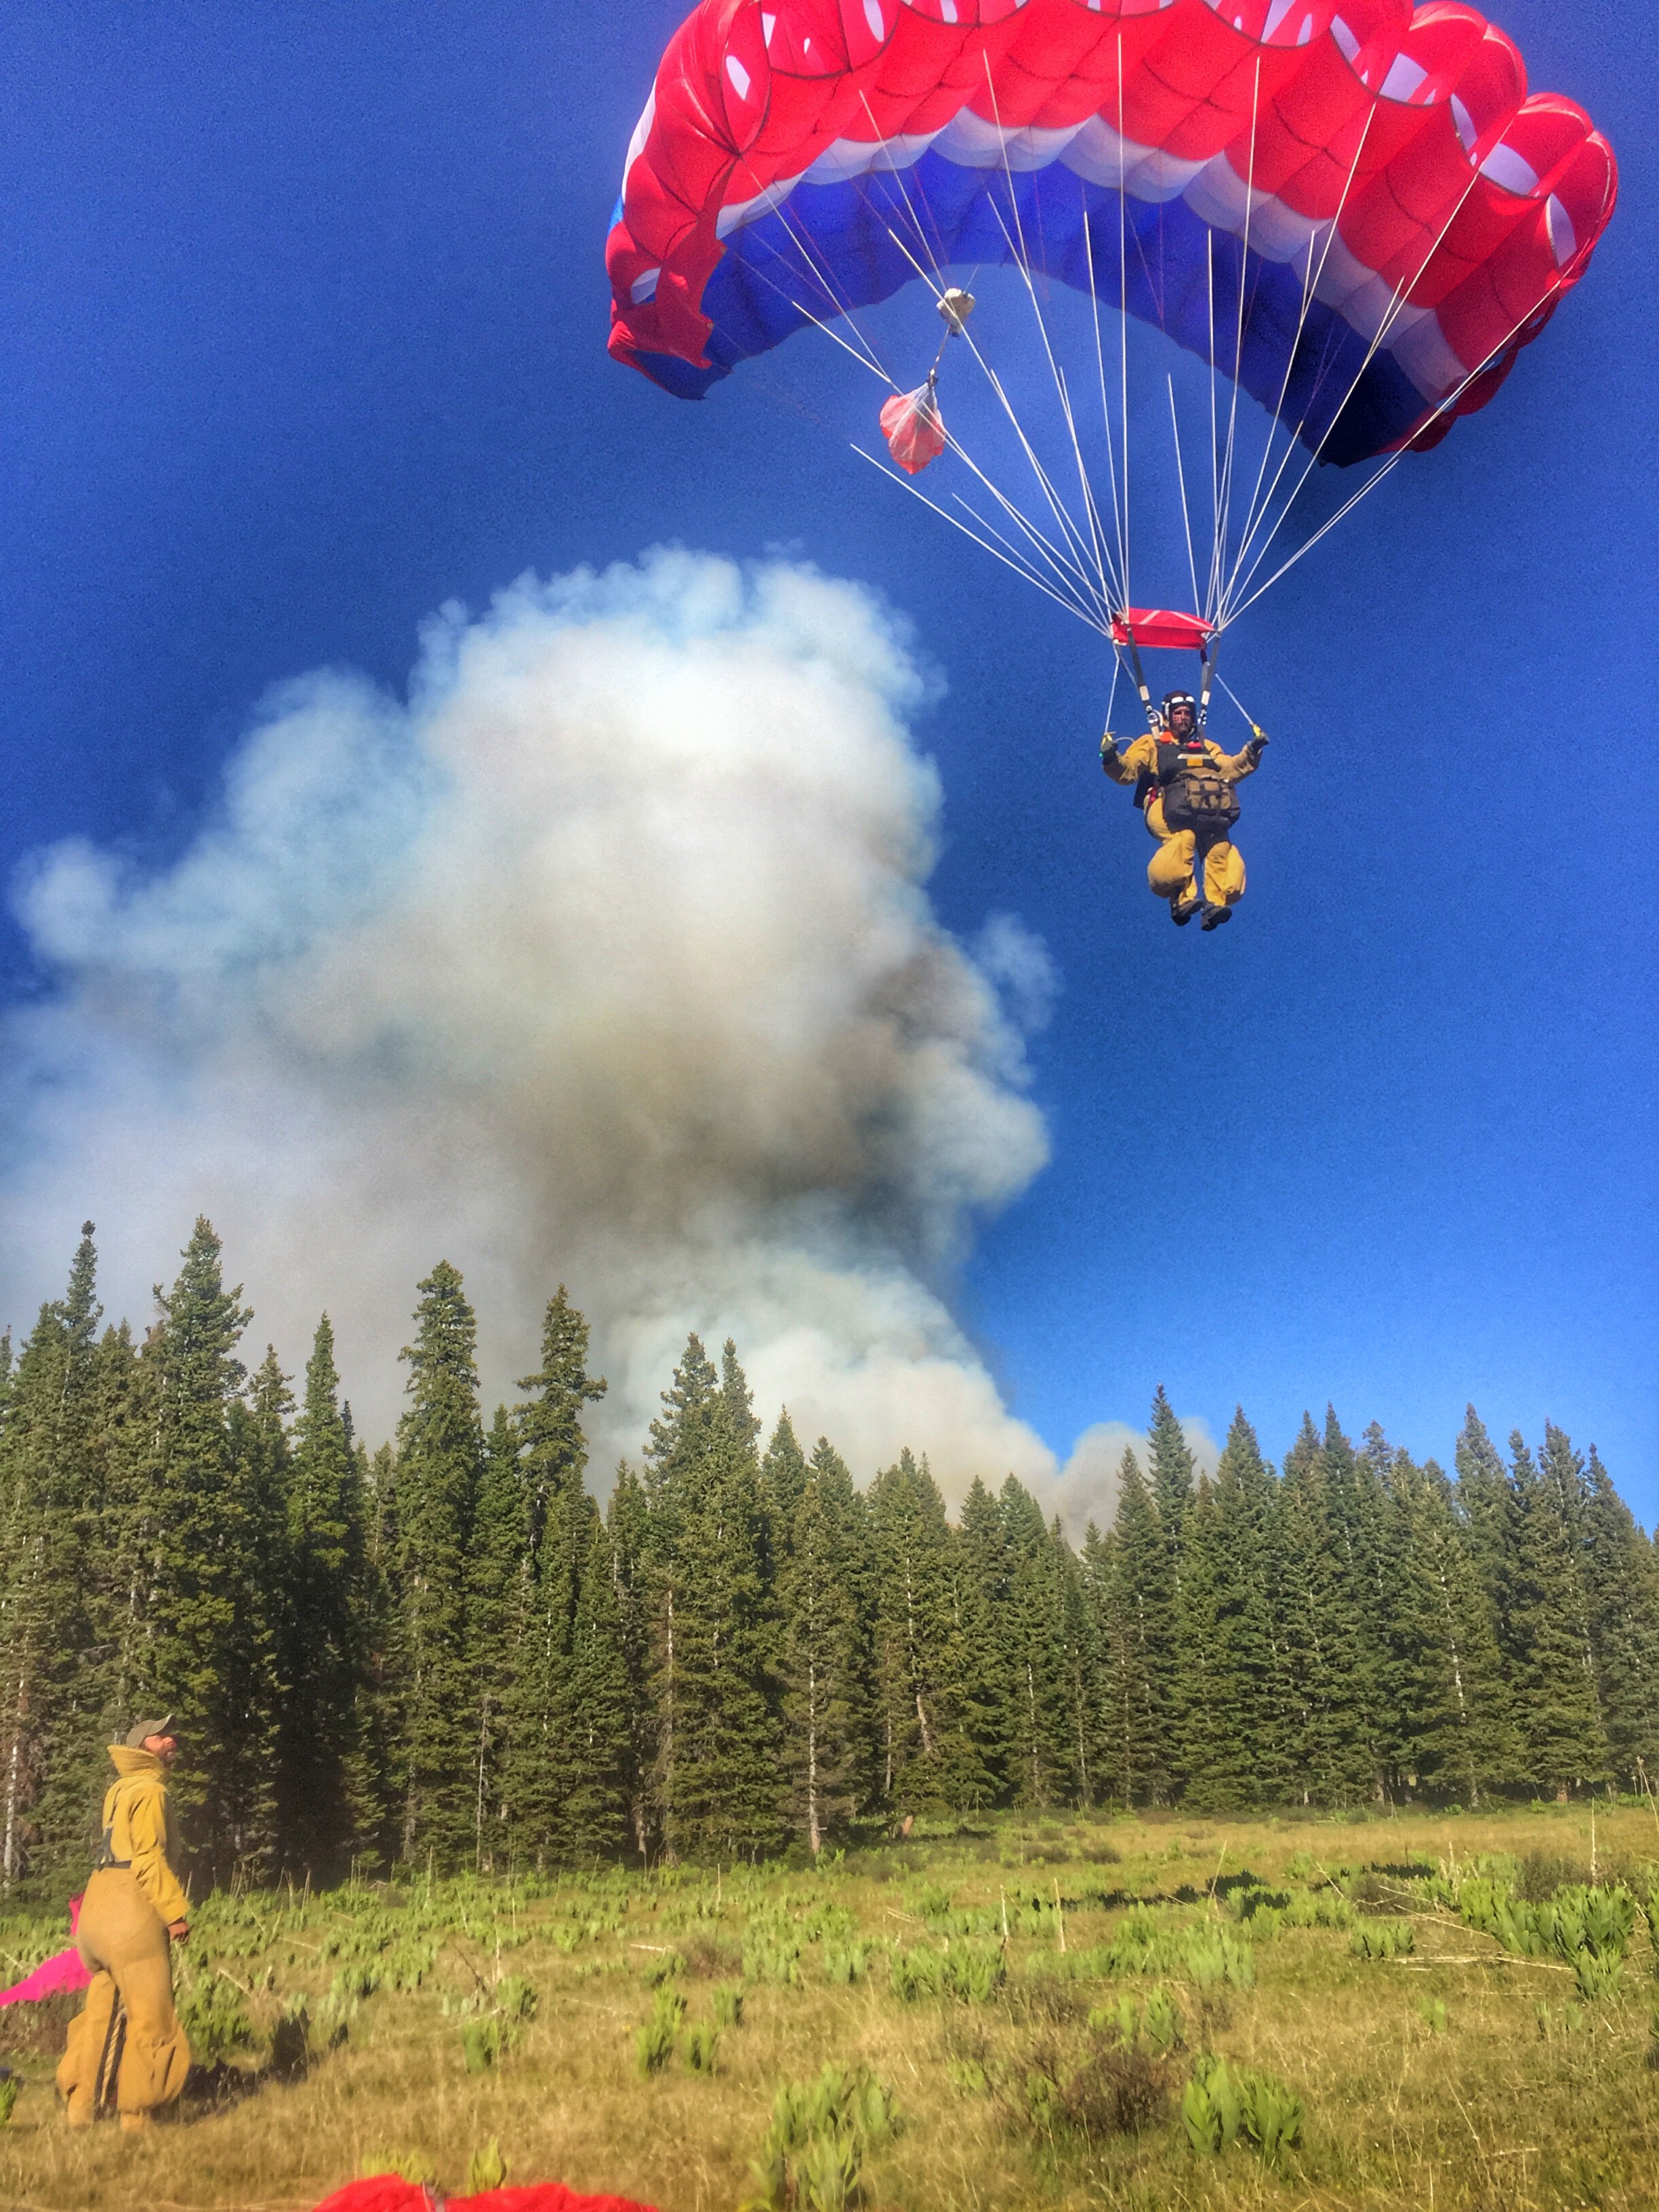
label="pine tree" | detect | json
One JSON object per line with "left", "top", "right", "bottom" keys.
{"left": 868, "top": 1450, "right": 989, "bottom": 1812}
{"left": 394, "top": 1261, "right": 484, "bottom": 1868}
{"left": 560, "top": 1509, "right": 633, "bottom": 1861}
{"left": 1273, "top": 1413, "right": 1372, "bottom": 1807}
{"left": 0, "top": 1225, "right": 104, "bottom": 1887}
{"left": 670, "top": 1342, "right": 783, "bottom": 1858}
{"left": 1383, "top": 1451, "right": 1517, "bottom": 1803}
{"left": 956, "top": 1477, "right": 1014, "bottom": 1800}
{"left": 278, "top": 1315, "right": 375, "bottom": 1880}
{"left": 777, "top": 1439, "right": 869, "bottom": 1850}
{"left": 1106, "top": 1450, "right": 1175, "bottom": 1803}
{"left": 605, "top": 1462, "right": 653, "bottom": 1864}
{"left": 139, "top": 1219, "right": 278, "bottom": 1879}
{"left": 507, "top": 1288, "right": 607, "bottom": 1865}
{"left": 998, "top": 1479, "right": 1076, "bottom": 1808}
{"left": 1507, "top": 1431, "right": 1607, "bottom": 1794}
{"left": 1576, "top": 1443, "right": 1659, "bottom": 1786}
{"left": 467, "top": 1406, "right": 527, "bottom": 1872}
{"left": 762, "top": 1410, "right": 810, "bottom": 1527}
{"left": 1178, "top": 1413, "right": 1289, "bottom": 1810}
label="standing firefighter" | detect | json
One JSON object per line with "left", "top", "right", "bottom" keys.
{"left": 1103, "top": 690, "right": 1267, "bottom": 929}
{"left": 57, "top": 1719, "right": 192, "bottom": 2131}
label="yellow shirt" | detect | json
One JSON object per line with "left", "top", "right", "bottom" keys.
{"left": 100, "top": 1746, "right": 190, "bottom": 1926}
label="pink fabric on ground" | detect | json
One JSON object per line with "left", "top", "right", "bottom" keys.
{"left": 0, "top": 1898, "right": 91, "bottom": 2006}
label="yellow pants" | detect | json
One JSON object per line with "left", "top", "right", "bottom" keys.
{"left": 1147, "top": 827, "right": 1245, "bottom": 909}
{"left": 57, "top": 1869, "right": 190, "bottom": 2125}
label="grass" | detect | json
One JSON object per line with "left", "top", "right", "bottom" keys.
{"left": 3, "top": 1803, "right": 1659, "bottom": 2210}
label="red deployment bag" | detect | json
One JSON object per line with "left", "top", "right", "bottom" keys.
{"left": 879, "top": 381, "right": 946, "bottom": 474}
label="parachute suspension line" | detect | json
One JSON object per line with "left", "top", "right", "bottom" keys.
{"left": 979, "top": 192, "right": 1120, "bottom": 618}
{"left": 1223, "top": 98, "right": 1380, "bottom": 605}
{"left": 1168, "top": 373, "right": 1203, "bottom": 619}
{"left": 1212, "top": 666, "right": 1265, "bottom": 737}
{"left": 859, "top": 79, "right": 1118, "bottom": 621}
{"left": 1081, "top": 188, "right": 1130, "bottom": 603}
{"left": 1210, "top": 54, "right": 1264, "bottom": 625}
{"left": 1206, "top": 231, "right": 1221, "bottom": 617}
{"left": 853, "top": 446, "right": 1111, "bottom": 633}
{"left": 1116, "top": 39, "right": 1133, "bottom": 609}
{"left": 882, "top": 228, "right": 1113, "bottom": 618}
{"left": 977, "top": 57, "right": 1120, "bottom": 623}
{"left": 1103, "top": 648, "right": 1123, "bottom": 739}
{"left": 1223, "top": 268, "right": 1576, "bottom": 623}
{"left": 758, "top": 198, "right": 898, "bottom": 388}
{"left": 1219, "top": 152, "right": 1500, "bottom": 623}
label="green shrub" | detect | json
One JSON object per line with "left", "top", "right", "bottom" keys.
{"left": 823, "top": 1942, "right": 868, "bottom": 1985}
{"left": 177, "top": 1964, "right": 254, "bottom": 2066}
{"left": 0, "top": 2070, "right": 19, "bottom": 2127}
{"left": 943, "top": 1940, "right": 1005, "bottom": 2003}
{"left": 1184, "top": 1929, "right": 1256, "bottom": 1989}
{"left": 636, "top": 1984, "right": 687, "bottom": 2076}
{"left": 462, "top": 2017, "right": 506, "bottom": 2073}
{"left": 497, "top": 1974, "right": 538, "bottom": 2020}
{"left": 1351, "top": 1920, "right": 1416, "bottom": 1961}
{"left": 1182, "top": 2055, "right": 1303, "bottom": 2172}
{"left": 1417, "top": 1997, "right": 1448, "bottom": 2034}
{"left": 712, "top": 1982, "right": 744, "bottom": 2028}
{"left": 682, "top": 2021, "right": 720, "bottom": 2073}
{"left": 359, "top": 2148, "right": 438, "bottom": 2185}
{"left": 743, "top": 2063, "right": 899, "bottom": 2212}
{"left": 888, "top": 1947, "right": 945, "bottom": 2002}
{"left": 466, "top": 2139, "right": 508, "bottom": 2193}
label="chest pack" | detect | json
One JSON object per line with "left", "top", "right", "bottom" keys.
{"left": 1156, "top": 736, "right": 1239, "bottom": 833}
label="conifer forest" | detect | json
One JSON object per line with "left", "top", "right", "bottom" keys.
{"left": 2, "top": 1216, "right": 1654, "bottom": 1902}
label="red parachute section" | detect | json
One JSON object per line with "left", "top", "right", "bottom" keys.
{"left": 1109, "top": 609, "right": 1216, "bottom": 653}
{"left": 607, "top": 0, "right": 1617, "bottom": 460}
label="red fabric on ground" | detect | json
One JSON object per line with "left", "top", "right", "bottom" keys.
{"left": 313, "top": 2179, "right": 661, "bottom": 2212}
{"left": 0, "top": 1896, "right": 91, "bottom": 2007}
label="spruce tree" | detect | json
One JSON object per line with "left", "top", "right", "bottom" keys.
{"left": 868, "top": 1450, "right": 989, "bottom": 1811}
{"left": 777, "top": 1439, "right": 869, "bottom": 1850}
{"left": 1179, "top": 1412, "right": 1290, "bottom": 1809}
{"left": 1576, "top": 1443, "right": 1659, "bottom": 1786}
{"left": 0, "top": 1225, "right": 104, "bottom": 1887}
{"left": 467, "top": 1405, "right": 527, "bottom": 1871}
{"left": 507, "top": 1288, "right": 607, "bottom": 1864}
{"left": 1383, "top": 1452, "right": 1517, "bottom": 1803}
{"left": 1506, "top": 1431, "right": 1607, "bottom": 1794}
{"left": 278, "top": 1315, "right": 374, "bottom": 1880}
{"left": 394, "top": 1261, "right": 484, "bottom": 1868}
{"left": 1106, "top": 1450, "right": 1175, "bottom": 1802}
{"left": 998, "top": 1479, "right": 1076, "bottom": 1808}
{"left": 605, "top": 1462, "right": 653, "bottom": 1863}
{"left": 140, "top": 1219, "right": 278, "bottom": 1879}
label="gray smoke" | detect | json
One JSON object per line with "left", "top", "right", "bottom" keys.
{"left": 2, "top": 552, "right": 1082, "bottom": 1494}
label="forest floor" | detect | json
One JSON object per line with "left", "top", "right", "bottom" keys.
{"left": 3, "top": 1802, "right": 1659, "bottom": 2212}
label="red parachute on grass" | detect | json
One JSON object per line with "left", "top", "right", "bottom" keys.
{"left": 312, "top": 2179, "right": 657, "bottom": 2212}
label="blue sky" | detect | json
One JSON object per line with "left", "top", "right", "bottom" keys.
{"left": 2, "top": 1, "right": 1654, "bottom": 1511}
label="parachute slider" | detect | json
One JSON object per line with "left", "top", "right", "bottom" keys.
{"left": 1109, "top": 608, "right": 1216, "bottom": 653}
{"left": 937, "top": 287, "right": 975, "bottom": 335}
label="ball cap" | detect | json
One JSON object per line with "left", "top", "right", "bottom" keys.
{"left": 123, "top": 1715, "right": 176, "bottom": 1748}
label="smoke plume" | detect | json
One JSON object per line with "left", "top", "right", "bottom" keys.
{"left": 3, "top": 550, "right": 1085, "bottom": 1496}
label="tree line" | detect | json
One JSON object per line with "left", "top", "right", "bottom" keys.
{"left": 1, "top": 1217, "right": 1654, "bottom": 1896}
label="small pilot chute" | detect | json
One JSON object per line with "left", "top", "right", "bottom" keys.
{"left": 879, "top": 379, "right": 945, "bottom": 476}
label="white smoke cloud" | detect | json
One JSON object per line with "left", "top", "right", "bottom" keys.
{"left": 1, "top": 550, "right": 1077, "bottom": 1495}
{"left": 1051, "top": 1415, "right": 1222, "bottom": 1541}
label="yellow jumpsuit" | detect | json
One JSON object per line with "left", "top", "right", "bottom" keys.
{"left": 1103, "top": 731, "right": 1258, "bottom": 912}
{"left": 57, "top": 1746, "right": 192, "bottom": 2128}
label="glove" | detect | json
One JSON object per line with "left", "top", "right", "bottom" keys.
{"left": 1246, "top": 729, "right": 1269, "bottom": 761}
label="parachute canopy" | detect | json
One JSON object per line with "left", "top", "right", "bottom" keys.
{"left": 607, "top": 0, "right": 1615, "bottom": 467}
